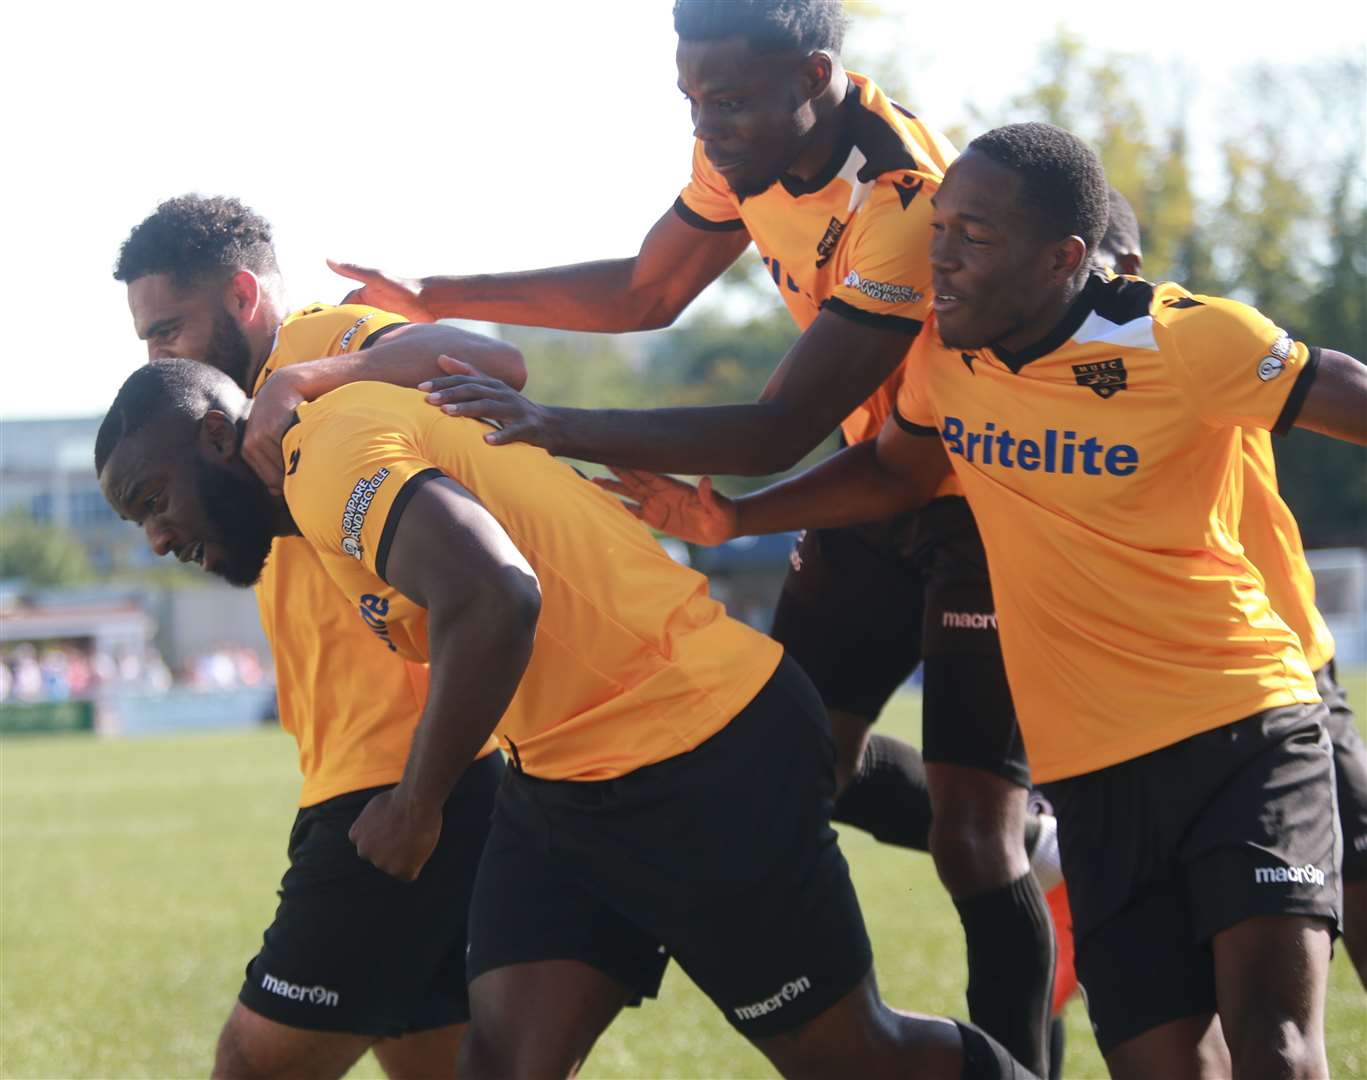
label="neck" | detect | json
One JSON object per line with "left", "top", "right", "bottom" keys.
{"left": 242, "top": 308, "right": 284, "bottom": 392}
{"left": 995, "top": 275, "right": 1089, "bottom": 355}
{"left": 785, "top": 64, "right": 850, "bottom": 182}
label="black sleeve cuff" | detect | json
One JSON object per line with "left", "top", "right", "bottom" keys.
{"left": 672, "top": 196, "right": 746, "bottom": 233}
{"left": 892, "top": 408, "right": 938, "bottom": 436}
{"left": 375, "top": 467, "right": 444, "bottom": 582}
{"left": 1272, "top": 345, "right": 1321, "bottom": 437}
{"left": 821, "top": 297, "right": 924, "bottom": 336}
{"left": 360, "top": 321, "right": 407, "bottom": 350}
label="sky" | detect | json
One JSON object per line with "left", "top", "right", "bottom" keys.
{"left": 2, "top": 0, "right": 1362, "bottom": 420}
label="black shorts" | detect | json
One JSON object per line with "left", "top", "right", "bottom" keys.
{"left": 238, "top": 752, "right": 503, "bottom": 1036}
{"left": 770, "top": 495, "right": 1027, "bottom": 787}
{"left": 1320, "top": 661, "right": 1367, "bottom": 882}
{"left": 1045, "top": 704, "right": 1342, "bottom": 1053}
{"left": 466, "top": 655, "right": 874, "bottom": 1040}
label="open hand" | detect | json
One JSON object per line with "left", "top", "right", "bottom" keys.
{"left": 593, "top": 468, "right": 737, "bottom": 546}
{"left": 243, "top": 367, "right": 308, "bottom": 494}
{"left": 420, "top": 355, "right": 557, "bottom": 450}
{"left": 348, "top": 787, "right": 442, "bottom": 882}
{"left": 328, "top": 259, "right": 436, "bottom": 323}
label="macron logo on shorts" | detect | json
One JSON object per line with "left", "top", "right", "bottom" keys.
{"left": 733, "top": 976, "right": 811, "bottom": 1022}
{"left": 1254, "top": 864, "right": 1326, "bottom": 887}
{"left": 942, "top": 611, "right": 998, "bottom": 631}
{"left": 261, "top": 973, "right": 339, "bottom": 1007}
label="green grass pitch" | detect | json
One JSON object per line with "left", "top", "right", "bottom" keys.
{"left": 3, "top": 675, "right": 1365, "bottom": 1078}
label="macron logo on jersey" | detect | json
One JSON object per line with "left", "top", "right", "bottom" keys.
{"left": 261, "top": 973, "right": 339, "bottom": 1007}
{"left": 941, "top": 417, "right": 1140, "bottom": 477}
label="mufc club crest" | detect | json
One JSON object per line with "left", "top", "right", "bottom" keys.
{"left": 1072, "top": 358, "right": 1128, "bottom": 399}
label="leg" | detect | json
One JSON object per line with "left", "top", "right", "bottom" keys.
{"left": 770, "top": 524, "right": 933, "bottom": 849}
{"left": 213, "top": 1002, "right": 373, "bottom": 1080}
{"left": 1319, "top": 662, "right": 1367, "bottom": 987}
{"left": 1213, "top": 915, "right": 1333, "bottom": 1079}
{"left": 1102, "top": 1014, "right": 1231, "bottom": 1080}
{"left": 1342, "top": 881, "right": 1367, "bottom": 987}
{"left": 459, "top": 961, "right": 632, "bottom": 1078}
{"left": 750, "top": 970, "right": 964, "bottom": 1080}
{"left": 372, "top": 1023, "right": 464, "bottom": 1079}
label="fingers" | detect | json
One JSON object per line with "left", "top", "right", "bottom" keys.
{"left": 420, "top": 374, "right": 506, "bottom": 401}
{"left": 326, "top": 258, "right": 372, "bottom": 283}
{"left": 436, "top": 353, "right": 477, "bottom": 376}
{"left": 242, "top": 434, "right": 286, "bottom": 495}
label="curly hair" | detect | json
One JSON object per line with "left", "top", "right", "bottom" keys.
{"left": 966, "top": 123, "right": 1110, "bottom": 255}
{"left": 113, "top": 194, "right": 278, "bottom": 288}
{"left": 673, "top": 0, "right": 847, "bottom": 54}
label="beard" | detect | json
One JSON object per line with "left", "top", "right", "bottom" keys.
{"left": 196, "top": 458, "right": 277, "bottom": 587}
{"left": 203, "top": 308, "right": 254, "bottom": 389}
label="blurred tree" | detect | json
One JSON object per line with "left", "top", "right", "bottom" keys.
{"left": 0, "top": 510, "right": 93, "bottom": 587}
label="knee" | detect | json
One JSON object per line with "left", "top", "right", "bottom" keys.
{"left": 458, "top": 1020, "right": 580, "bottom": 1079}
{"left": 212, "top": 1018, "right": 270, "bottom": 1080}
{"left": 928, "top": 815, "right": 1020, "bottom": 894}
{"left": 1228, "top": 1018, "right": 1324, "bottom": 1079}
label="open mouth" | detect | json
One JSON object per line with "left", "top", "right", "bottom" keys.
{"left": 177, "top": 541, "right": 207, "bottom": 567}
{"left": 933, "top": 293, "right": 964, "bottom": 313}
{"left": 708, "top": 154, "right": 747, "bottom": 174}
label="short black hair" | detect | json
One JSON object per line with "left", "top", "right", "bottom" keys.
{"left": 673, "top": 0, "right": 846, "bottom": 54}
{"left": 1098, "top": 186, "right": 1142, "bottom": 262}
{"left": 966, "top": 123, "right": 1110, "bottom": 255}
{"left": 113, "top": 194, "right": 278, "bottom": 289}
{"left": 95, "top": 359, "right": 243, "bottom": 476}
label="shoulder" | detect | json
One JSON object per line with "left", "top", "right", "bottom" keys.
{"left": 846, "top": 73, "right": 957, "bottom": 186}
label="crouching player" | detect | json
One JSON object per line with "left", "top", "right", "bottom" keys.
{"left": 94, "top": 361, "right": 1039, "bottom": 1080}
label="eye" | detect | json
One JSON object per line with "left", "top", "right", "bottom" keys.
{"left": 143, "top": 491, "right": 162, "bottom": 517}
{"left": 963, "top": 233, "right": 988, "bottom": 246}
{"left": 716, "top": 98, "right": 744, "bottom": 112}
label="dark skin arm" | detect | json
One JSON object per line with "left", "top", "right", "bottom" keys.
{"left": 424, "top": 310, "right": 919, "bottom": 475}
{"left": 596, "top": 419, "right": 952, "bottom": 544}
{"left": 1295, "top": 348, "right": 1367, "bottom": 444}
{"left": 330, "top": 206, "right": 753, "bottom": 332}
{"left": 348, "top": 475, "right": 540, "bottom": 882}
{"left": 244, "top": 323, "right": 527, "bottom": 493}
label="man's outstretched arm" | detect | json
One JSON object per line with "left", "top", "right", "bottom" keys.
{"left": 331, "top": 205, "right": 751, "bottom": 333}
{"left": 347, "top": 474, "right": 540, "bottom": 881}
{"left": 425, "top": 309, "right": 919, "bottom": 476}
{"left": 599, "top": 419, "right": 953, "bottom": 544}
{"left": 245, "top": 322, "right": 527, "bottom": 490}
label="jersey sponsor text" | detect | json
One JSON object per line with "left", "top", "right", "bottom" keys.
{"left": 941, "top": 416, "right": 1139, "bottom": 477}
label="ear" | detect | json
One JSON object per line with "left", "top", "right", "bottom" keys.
{"left": 198, "top": 409, "right": 239, "bottom": 463}
{"left": 225, "top": 269, "right": 263, "bottom": 324}
{"left": 1050, "top": 236, "right": 1089, "bottom": 285}
{"left": 799, "top": 50, "right": 834, "bottom": 101}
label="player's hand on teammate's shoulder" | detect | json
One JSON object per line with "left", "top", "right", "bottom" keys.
{"left": 420, "top": 355, "right": 559, "bottom": 451}
{"left": 244, "top": 367, "right": 311, "bottom": 494}
{"left": 594, "top": 469, "right": 737, "bottom": 546}
{"left": 348, "top": 786, "right": 443, "bottom": 882}
{"left": 328, "top": 259, "right": 436, "bottom": 323}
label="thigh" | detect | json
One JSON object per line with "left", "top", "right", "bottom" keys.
{"left": 462, "top": 960, "right": 634, "bottom": 1078}
{"left": 1049, "top": 771, "right": 1218, "bottom": 1054}
{"left": 1183, "top": 706, "right": 1342, "bottom": 942}
{"left": 465, "top": 772, "right": 670, "bottom": 1004}
{"left": 918, "top": 500, "right": 1028, "bottom": 789}
{"left": 1102, "top": 1014, "right": 1230, "bottom": 1080}
{"left": 590, "top": 658, "right": 875, "bottom": 1041}
{"left": 214, "top": 1001, "right": 374, "bottom": 1080}
{"left": 1319, "top": 663, "right": 1367, "bottom": 882}
{"left": 239, "top": 756, "right": 499, "bottom": 1038}
{"left": 769, "top": 522, "right": 926, "bottom": 720}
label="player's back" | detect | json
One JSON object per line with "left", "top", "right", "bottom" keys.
{"left": 284, "top": 382, "right": 784, "bottom": 782}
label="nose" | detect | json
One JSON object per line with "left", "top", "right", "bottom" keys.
{"left": 144, "top": 517, "right": 176, "bottom": 557}
{"left": 930, "top": 231, "right": 959, "bottom": 275}
{"left": 691, "top": 103, "right": 726, "bottom": 144}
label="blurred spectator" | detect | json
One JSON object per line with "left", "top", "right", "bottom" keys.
{"left": 0, "top": 640, "right": 264, "bottom": 702}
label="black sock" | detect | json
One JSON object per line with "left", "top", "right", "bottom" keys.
{"left": 831, "top": 734, "right": 932, "bottom": 850}
{"left": 953, "top": 874, "right": 1055, "bottom": 1078}
{"left": 1047, "top": 1015, "right": 1065, "bottom": 1080}
{"left": 956, "top": 1019, "right": 1042, "bottom": 1080}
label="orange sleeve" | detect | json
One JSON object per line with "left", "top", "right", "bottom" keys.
{"left": 674, "top": 140, "right": 746, "bottom": 232}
